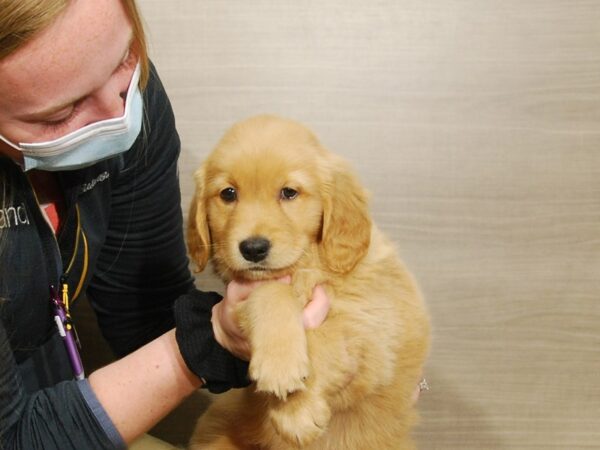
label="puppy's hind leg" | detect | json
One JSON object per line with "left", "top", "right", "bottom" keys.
{"left": 189, "top": 390, "right": 259, "bottom": 450}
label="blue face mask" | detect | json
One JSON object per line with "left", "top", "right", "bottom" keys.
{"left": 0, "top": 62, "right": 144, "bottom": 172}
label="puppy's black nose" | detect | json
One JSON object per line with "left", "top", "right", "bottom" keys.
{"left": 239, "top": 237, "right": 271, "bottom": 262}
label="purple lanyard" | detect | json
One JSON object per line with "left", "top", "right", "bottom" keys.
{"left": 50, "top": 284, "right": 84, "bottom": 380}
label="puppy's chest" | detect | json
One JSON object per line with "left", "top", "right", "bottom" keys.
{"left": 290, "top": 268, "right": 325, "bottom": 305}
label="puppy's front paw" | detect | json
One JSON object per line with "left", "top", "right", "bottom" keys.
{"left": 270, "top": 395, "right": 331, "bottom": 447}
{"left": 249, "top": 339, "right": 309, "bottom": 400}
{"left": 239, "top": 281, "right": 310, "bottom": 399}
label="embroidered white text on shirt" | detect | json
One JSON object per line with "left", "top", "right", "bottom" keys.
{"left": 0, "top": 203, "right": 30, "bottom": 229}
{"left": 81, "top": 171, "right": 110, "bottom": 193}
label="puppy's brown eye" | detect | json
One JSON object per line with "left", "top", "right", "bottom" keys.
{"left": 220, "top": 187, "right": 237, "bottom": 202}
{"left": 280, "top": 187, "right": 298, "bottom": 200}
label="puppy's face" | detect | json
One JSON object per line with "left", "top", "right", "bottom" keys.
{"left": 196, "top": 117, "right": 325, "bottom": 281}
{"left": 188, "top": 115, "right": 371, "bottom": 282}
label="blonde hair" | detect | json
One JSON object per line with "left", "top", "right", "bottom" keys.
{"left": 0, "top": 0, "right": 150, "bottom": 88}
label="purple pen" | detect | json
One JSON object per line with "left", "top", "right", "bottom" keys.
{"left": 50, "top": 285, "right": 85, "bottom": 380}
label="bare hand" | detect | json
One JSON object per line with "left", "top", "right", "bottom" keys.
{"left": 212, "top": 279, "right": 331, "bottom": 360}
{"left": 302, "top": 285, "right": 330, "bottom": 329}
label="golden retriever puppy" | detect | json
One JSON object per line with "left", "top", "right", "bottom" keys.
{"left": 187, "top": 115, "right": 430, "bottom": 450}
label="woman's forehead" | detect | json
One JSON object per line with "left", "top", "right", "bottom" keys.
{"left": 0, "top": 0, "right": 132, "bottom": 119}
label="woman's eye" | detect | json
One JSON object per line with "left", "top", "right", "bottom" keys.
{"left": 220, "top": 187, "right": 237, "bottom": 203}
{"left": 280, "top": 187, "right": 298, "bottom": 200}
{"left": 42, "top": 103, "right": 82, "bottom": 134}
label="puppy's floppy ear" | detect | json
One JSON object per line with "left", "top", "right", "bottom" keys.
{"left": 319, "top": 154, "right": 371, "bottom": 274}
{"left": 187, "top": 164, "right": 211, "bottom": 272}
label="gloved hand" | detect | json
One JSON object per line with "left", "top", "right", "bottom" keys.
{"left": 174, "top": 289, "right": 249, "bottom": 394}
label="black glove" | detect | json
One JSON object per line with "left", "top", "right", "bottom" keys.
{"left": 174, "top": 289, "right": 250, "bottom": 393}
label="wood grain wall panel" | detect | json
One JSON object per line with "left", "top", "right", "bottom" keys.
{"left": 136, "top": 1, "right": 600, "bottom": 447}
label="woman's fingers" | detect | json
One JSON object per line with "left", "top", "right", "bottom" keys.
{"left": 303, "top": 284, "right": 330, "bottom": 329}
{"left": 214, "top": 279, "right": 329, "bottom": 360}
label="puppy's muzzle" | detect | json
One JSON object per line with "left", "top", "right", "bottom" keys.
{"left": 239, "top": 236, "right": 271, "bottom": 263}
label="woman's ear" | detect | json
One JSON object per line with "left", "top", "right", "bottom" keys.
{"left": 319, "top": 155, "right": 371, "bottom": 273}
{"left": 187, "top": 165, "right": 211, "bottom": 272}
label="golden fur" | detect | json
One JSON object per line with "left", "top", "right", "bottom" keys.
{"left": 187, "top": 115, "right": 430, "bottom": 450}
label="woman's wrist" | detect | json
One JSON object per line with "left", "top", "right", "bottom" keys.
{"left": 174, "top": 290, "right": 250, "bottom": 394}
{"left": 88, "top": 329, "right": 202, "bottom": 444}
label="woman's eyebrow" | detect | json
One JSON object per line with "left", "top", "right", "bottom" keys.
{"left": 19, "top": 37, "right": 134, "bottom": 122}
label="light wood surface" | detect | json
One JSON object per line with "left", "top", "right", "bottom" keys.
{"left": 135, "top": 1, "right": 600, "bottom": 448}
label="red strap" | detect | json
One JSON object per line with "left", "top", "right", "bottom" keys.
{"left": 44, "top": 203, "right": 61, "bottom": 233}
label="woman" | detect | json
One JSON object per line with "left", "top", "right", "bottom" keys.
{"left": 0, "top": 1, "right": 328, "bottom": 448}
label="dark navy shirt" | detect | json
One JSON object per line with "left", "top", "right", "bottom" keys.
{"left": 0, "top": 63, "right": 197, "bottom": 449}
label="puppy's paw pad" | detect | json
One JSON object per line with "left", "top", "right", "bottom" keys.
{"left": 249, "top": 354, "right": 309, "bottom": 399}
